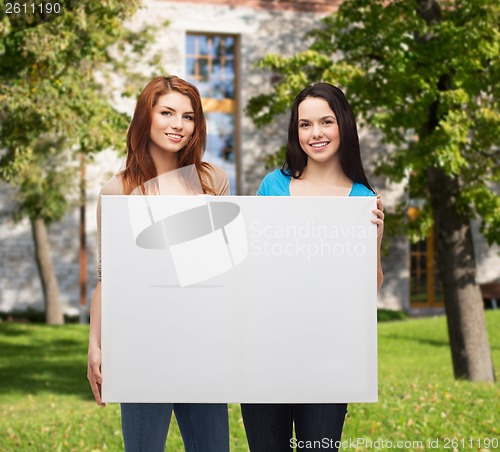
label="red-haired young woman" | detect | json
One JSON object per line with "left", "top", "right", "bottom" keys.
{"left": 87, "top": 76, "right": 230, "bottom": 452}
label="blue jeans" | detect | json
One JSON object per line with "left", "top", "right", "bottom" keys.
{"left": 241, "top": 403, "right": 348, "bottom": 451}
{"left": 121, "top": 403, "right": 229, "bottom": 452}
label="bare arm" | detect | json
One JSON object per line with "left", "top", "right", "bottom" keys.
{"left": 372, "top": 195, "right": 384, "bottom": 293}
{"left": 87, "top": 282, "right": 105, "bottom": 406}
{"left": 377, "top": 249, "right": 384, "bottom": 293}
{"left": 86, "top": 177, "right": 121, "bottom": 407}
{"left": 89, "top": 283, "right": 101, "bottom": 350}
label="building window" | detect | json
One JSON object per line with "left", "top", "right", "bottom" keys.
{"left": 408, "top": 204, "right": 443, "bottom": 307}
{"left": 186, "top": 34, "right": 238, "bottom": 193}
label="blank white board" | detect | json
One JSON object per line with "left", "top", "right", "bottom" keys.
{"left": 101, "top": 196, "right": 378, "bottom": 403}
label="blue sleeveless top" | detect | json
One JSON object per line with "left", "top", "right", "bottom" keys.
{"left": 257, "top": 169, "right": 375, "bottom": 197}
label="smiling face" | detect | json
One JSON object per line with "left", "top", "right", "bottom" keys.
{"left": 149, "top": 91, "right": 195, "bottom": 157}
{"left": 297, "top": 96, "right": 340, "bottom": 165}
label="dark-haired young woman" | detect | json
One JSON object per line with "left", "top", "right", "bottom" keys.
{"left": 241, "top": 83, "right": 384, "bottom": 451}
{"left": 87, "top": 76, "right": 230, "bottom": 452}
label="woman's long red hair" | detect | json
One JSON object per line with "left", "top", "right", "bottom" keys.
{"left": 121, "top": 76, "right": 215, "bottom": 195}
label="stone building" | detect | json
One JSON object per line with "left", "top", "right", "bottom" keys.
{"left": 0, "top": 0, "right": 498, "bottom": 318}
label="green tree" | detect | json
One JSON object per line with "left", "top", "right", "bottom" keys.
{"left": 248, "top": 0, "right": 499, "bottom": 381}
{"left": 0, "top": 0, "right": 164, "bottom": 324}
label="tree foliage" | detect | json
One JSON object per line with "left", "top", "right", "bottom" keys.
{"left": 248, "top": 0, "right": 500, "bottom": 245}
{"left": 0, "top": 0, "right": 167, "bottom": 323}
{"left": 0, "top": 0, "right": 166, "bottom": 223}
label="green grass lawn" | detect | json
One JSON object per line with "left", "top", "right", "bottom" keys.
{"left": 0, "top": 311, "right": 499, "bottom": 451}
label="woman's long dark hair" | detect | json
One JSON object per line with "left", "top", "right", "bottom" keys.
{"left": 282, "top": 83, "right": 374, "bottom": 193}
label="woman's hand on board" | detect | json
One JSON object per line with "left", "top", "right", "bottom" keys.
{"left": 371, "top": 194, "right": 384, "bottom": 246}
{"left": 87, "top": 345, "right": 106, "bottom": 407}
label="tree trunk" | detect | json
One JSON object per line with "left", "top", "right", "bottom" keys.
{"left": 427, "top": 167, "right": 494, "bottom": 381}
{"left": 30, "top": 217, "right": 64, "bottom": 325}
{"left": 79, "top": 153, "right": 87, "bottom": 324}
{"left": 417, "top": 0, "right": 494, "bottom": 382}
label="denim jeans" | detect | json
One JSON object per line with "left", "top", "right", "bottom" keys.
{"left": 120, "top": 403, "right": 229, "bottom": 452}
{"left": 241, "top": 403, "right": 348, "bottom": 451}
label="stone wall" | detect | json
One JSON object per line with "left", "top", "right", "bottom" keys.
{"left": 133, "top": 0, "right": 334, "bottom": 195}
{"left": 0, "top": 0, "right": 336, "bottom": 315}
{"left": 1, "top": 0, "right": 498, "bottom": 316}
{"left": 157, "top": 0, "right": 341, "bottom": 13}
{"left": 0, "top": 149, "right": 122, "bottom": 316}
